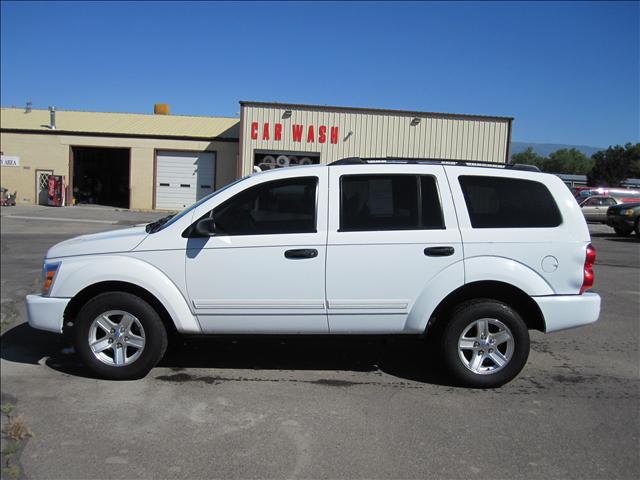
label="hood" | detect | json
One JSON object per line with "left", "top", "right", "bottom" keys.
{"left": 608, "top": 202, "right": 640, "bottom": 212}
{"left": 46, "top": 226, "right": 148, "bottom": 259}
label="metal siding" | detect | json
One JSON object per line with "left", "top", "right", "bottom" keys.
{"left": 240, "top": 104, "right": 509, "bottom": 175}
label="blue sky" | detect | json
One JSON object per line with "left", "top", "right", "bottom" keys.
{"left": 1, "top": 1, "right": 638, "bottom": 147}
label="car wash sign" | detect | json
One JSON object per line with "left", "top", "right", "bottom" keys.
{"left": 250, "top": 122, "right": 339, "bottom": 144}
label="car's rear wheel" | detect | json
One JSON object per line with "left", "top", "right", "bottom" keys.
{"left": 614, "top": 226, "right": 633, "bottom": 236}
{"left": 74, "top": 292, "right": 167, "bottom": 380}
{"left": 441, "top": 299, "right": 529, "bottom": 388}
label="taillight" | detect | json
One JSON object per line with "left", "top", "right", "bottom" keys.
{"left": 580, "top": 243, "right": 596, "bottom": 294}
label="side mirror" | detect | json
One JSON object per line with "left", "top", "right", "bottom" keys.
{"left": 193, "top": 217, "right": 217, "bottom": 237}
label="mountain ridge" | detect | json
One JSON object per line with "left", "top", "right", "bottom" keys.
{"left": 511, "top": 142, "right": 604, "bottom": 158}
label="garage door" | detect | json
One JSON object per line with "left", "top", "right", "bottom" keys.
{"left": 155, "top": 151, "right": 216, "bottom": 210}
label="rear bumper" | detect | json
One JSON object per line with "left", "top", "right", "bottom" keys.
{"left": 25, "top": 294, "right": 70, "bottom": 333}
{"left": 533, "top": 292, "right": 601, "bottom": 333}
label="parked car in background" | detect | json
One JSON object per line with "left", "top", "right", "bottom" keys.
{"left": 606, "top": 202, "right": 640, "bottom": 236}
{"left": 578, "top": 188, "right": 640, "bottom": 201}
{"left": 580, "top": 196, "right": 620, "bottom": 222}
{"left": 570, "top": 186, "right": 592, "bottom": 201}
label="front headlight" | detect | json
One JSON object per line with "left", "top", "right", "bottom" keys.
{"left": 42, "top": 262, "right": 60, "bottom": 295}
{"left": 624, "top": 209, "right": 635, "bottom": 217}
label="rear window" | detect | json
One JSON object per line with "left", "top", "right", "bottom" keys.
{"left": 459, "top": 175, "right": 562, "bottom": 228}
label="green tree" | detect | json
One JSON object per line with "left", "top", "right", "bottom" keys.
{"left": 545, "top": 148, "right": 594, "bottom": 175}
{"left": 587, "top": 143, "right": 640, "bottom": 186}
{"left": 511, "top": 147, "right": 546, "bottom": 170}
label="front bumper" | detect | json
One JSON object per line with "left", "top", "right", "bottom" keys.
{"left": 25, "top": 294, "right": 70, "bottom": 333}
{"left": 606, "top": 216, "right": 634, "bottom": 229}
{"left": 533, "top": 292, "right": 601, "bottom": 333}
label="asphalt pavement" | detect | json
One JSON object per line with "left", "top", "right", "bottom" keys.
{"left": 0, "top": 205, "right": 638, "bottom": 479}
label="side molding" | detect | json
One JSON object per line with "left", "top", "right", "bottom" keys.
{"left": 49, "top": 255, "right": 201, "bottom": 333}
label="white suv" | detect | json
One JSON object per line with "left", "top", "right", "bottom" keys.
{"left": 26, "top": 158, "right": 601, "bottom": 387}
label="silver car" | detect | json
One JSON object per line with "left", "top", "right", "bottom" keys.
{"left": 580, "top": 195, "right": 619, "bottom": 222}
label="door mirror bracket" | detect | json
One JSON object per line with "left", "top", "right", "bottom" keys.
{"left": 192, "top": 217, "right": 217, "bottom": 237}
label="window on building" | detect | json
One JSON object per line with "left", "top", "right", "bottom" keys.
{"left": 212, "top": 177, "right": 317, "bottom": 235}
{"left": 340, "top": 174, "right": 444, "bottom": 231}
{"left": 459, "top": 175, "right": 562, "bottom": 228}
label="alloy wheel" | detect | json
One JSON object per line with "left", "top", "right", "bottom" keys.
{"left": 457, "top": 318, "right": 514, "bottom": 375}
{"left": 87, "top": 310, "right": 146, "bottom": 367}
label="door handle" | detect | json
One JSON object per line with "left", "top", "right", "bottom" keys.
{"left": 424, "top": 246, "right": 455, "bottom": 257}
{"left": 284, "top": 249, "right": 318, "bottom": 259}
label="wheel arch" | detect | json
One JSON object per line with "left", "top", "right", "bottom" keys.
{"left": 425, "top": 281, "right": 546, "bottom": 335}
{"left": 63, "top": 281, "right": 179, "bottom": 338}
{"left": 50, "top": 255, "right": 201, "bottom": 333}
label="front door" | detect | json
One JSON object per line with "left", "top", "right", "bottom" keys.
{"left": 581, "top": 197, "right": 611, "bottom": 222}
{"left": 35, "top": 169, "right": 53, "bottom": 205}
{"left": 185, "top": 169, "right": 329, "bottom": 333}
{"left": 325, "top": 165, "right": 463, "bottom": 333}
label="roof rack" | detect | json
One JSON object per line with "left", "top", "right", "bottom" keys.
{"left": 328, "top": 157, "right": 540, "bottom": 172}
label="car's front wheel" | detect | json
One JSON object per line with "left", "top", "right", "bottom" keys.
{"left": 74, "top": 292, "right": 168, "bottom": 380}
{"left": 441, "top": 299, "right": 530, "bottom": 388}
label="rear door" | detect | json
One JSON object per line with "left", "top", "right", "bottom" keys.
{"left": 325, "top": 165, "right": 463, "bottom": 333}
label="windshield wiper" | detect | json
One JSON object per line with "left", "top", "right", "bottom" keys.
{"left": 145, "top": 214, "right": 175, "bottom": 234}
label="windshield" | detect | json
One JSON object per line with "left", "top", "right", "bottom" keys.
{"left": 147, "top": 177, "right": 246, "bottom": 233}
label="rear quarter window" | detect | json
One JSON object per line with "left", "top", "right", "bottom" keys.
{"left": 459, "top": 175, "right": 562, "bottom": 228}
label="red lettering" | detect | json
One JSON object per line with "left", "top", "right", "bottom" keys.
{"left": 262, "top": 122, "right": 270, "bottom": 140}
{"left": 330, "top": 126, "right": 339, "bottom": 144}
{"left": 292, "top": 124, "right": 304, "bottom": 142}
{"left": 307, "top": 125, "right": 315, "bottom": 143}
{"left": 251, "top": 122, "right": 258, "bottom": 140}
{"left": 318, "top": 126, "right": 327, "bottom": 143}
{"left": 274, "top": 123, "right": 283, "bottom": 141}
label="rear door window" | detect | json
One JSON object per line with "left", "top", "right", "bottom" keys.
{"left": 340, "top": 174, "right": 445, "bottom": 231}
{"left": 421, "top": 176, "right": 445, "bottom": 229}
{"left": 459, "top": 175, "right": 562, "bottom": 228}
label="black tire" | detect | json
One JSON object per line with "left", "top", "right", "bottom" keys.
{"left": 74, "top": 292, "right": 168, "bottom": 380}
{"left": 441, "top": 299, "right": 530, "bottom": 388}
{"left": 614, "top": 226, "right": 632, "bottom": 236}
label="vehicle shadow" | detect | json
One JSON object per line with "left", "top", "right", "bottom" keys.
{"left": 0, "top": 323, "right": 457, "bottom": 387}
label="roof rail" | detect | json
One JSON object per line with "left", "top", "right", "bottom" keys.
{"left": 329, "top": 157, "right": 366, "bottom": 165}
{"left": 328, "top": 157, "right": 540, "bottom": 172}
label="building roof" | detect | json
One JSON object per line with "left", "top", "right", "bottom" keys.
{"left": 0, "top": 108, "right": 240, "bottom": 141}
{"left": 240, "top": 100, "right": 514, "bottom": 122}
